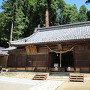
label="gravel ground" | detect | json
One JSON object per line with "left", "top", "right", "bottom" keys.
{"left": 56, "top": 80, "right": 90, "bottom": 90}
{"left": 0, "top": 72, "right": 35, "bottom": 79}
{"left": 0, "top": 81, "right": 33, "bottom": 90}
{"left": 1, "top": 72, "right": 90, "bottom": 90}
{"left": 0, "top": 76, "right": 63, "bottom": 90}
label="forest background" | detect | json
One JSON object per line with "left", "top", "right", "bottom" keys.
{"left": 0, "top": 0, "right": 90, "bottom": 47}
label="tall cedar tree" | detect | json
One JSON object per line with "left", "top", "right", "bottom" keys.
{"left": 60, "top": 4, "right": 78, "bottom": 24}
{"left": 0, "top": 0, "right": 66, "bottom": 42}
{"left": 78, "top": 5, "right": 88, "bottom": 22}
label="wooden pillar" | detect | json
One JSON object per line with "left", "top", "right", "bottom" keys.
{"left": 5, "top": 56, "right": 8, "bottom": 68}
{"left": 45, "top": 9, "right": 49, "bottom": 27}
{"left": 60, "top": 53, "right": 62, "bottom": 67}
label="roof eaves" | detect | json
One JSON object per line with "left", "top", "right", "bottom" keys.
{"left": 0, "top": 51, "right": 9, "bottom": 56}
{"left": 9, "top": 31, "right": 39, "bottom": 45}
{"left": 10, "top": 38, "right": 90, "bottom": 46}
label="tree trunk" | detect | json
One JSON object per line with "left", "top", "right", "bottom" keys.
{"left": 45, "top": 8, "right": 49, "bottom": 27}
{"left": 10, "top": 22, "right": 13, "bottom": 41}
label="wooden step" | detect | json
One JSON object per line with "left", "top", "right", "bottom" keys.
{"left": 33, "top": 74, "right": 47, "bottom": 80}
{"left": 69, "top": 74, "right": 84, "bottom": 82}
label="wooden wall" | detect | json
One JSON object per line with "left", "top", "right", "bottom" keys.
{"left": 74, "top": 44, "right": 90, "bottom": 67}
{"left": 38, "top": 47, "right": 49, "bottom": 54}
{"left": 7, "top": 47, "right": 52, "bottom": 68}
{"left": 0, "top": 56, "right": 8, "bottom": 68}
{"left": 0, "top": 56, "right": 4, "bottom": 66}
{"left": 8, "top": 53, "right": 53, "bottom": 68}
{"left": 7, "top": 54, "right": 26, "bottom": 67}
{"left": 7, "top": 43, "right": 90, "bottom": 71}
{"left": 7, "top": 49, "right": 26, "bottom": 67}
{"left": 26, "top": 54, "right": 52, "bottom": 67}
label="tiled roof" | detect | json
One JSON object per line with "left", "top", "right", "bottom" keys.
{"left": 0, "top": 51, "right": 9, "bottom": 56}
{"left": 1, "top": 46, "right": 17, "bottom": 51}
{"left": 10, "top": 21, "right": 90, "bottom": 46}
{"left": 0, "top": 47, "right": 16, "bottom": 55}
{"left": 0, "top": 47, "right": 5, "bottom": 50}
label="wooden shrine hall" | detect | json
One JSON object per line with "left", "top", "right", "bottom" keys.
{"left": 6, "top": 21, "right": 90, "bottom": 72}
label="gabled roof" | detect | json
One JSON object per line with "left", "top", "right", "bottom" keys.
{"left": 10, "top": 21, "right": 90, "bottom": 46}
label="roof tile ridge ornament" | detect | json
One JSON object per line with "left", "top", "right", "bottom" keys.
{"left": 34, "top": 28, "right": 38, "bottom": 33}
{"left": 34, "top": 24, "right": 41, "bottom": 33}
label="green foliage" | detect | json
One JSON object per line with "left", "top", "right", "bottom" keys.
{"left": 87, "top": 11, "right": 90, "bottom": 21}
{"left": 0, "top": 12, "right": 10, "bottom": 41}
{"left": 22, "top": 0, "right": 66, "bottom": 36}
{"left": 70, "top": 5, "right": 79, "bottom": 23}
{"left": 78, "top": 5, "right": 88, "bottom": 22}
{"left": 0, "top": 0, "right": 89, "bottom": 47}
{"left": 60, "top": 4, "right": 79, "bottom": 24}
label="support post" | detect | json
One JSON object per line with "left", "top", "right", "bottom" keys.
{"left": 60, "top": 53, "right": 62, "bottom": 67}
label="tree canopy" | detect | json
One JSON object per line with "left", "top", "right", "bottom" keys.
{"left": 78, "top": 5, "right": 88, "bottom": 22}
{"left": 60, "top": 4, "right": 79, "bottom": 24}
{"left": 0, "top": 0, "right": 89, "bottom": 47}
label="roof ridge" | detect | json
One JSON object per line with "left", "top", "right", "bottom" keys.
{"left": 36, "top": 21, "right": 90, "bottom": 32}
